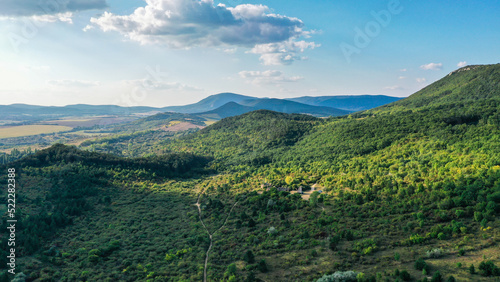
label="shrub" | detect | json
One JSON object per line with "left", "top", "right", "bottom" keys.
{"left": 426, "top": 248, "right": 444, "bottom": 258}
{"left": 225, "top": 263, "right": 237, "bottom": 277}
{"left": 246, "top": 271, "right": 256, "bottom": 282}
{"left": 446, "top": 276, "right": 456, "bottom": 282}
{"left": 480, "top": 218, "right": 488, "bottom": 228}
{"left": 409, "top": 234, "right": 425, "bottom": 244}
{"left": 415, "top": 258, "right": 427, "bottom": 271}
{"left": 431, "top": 271, "right": 443, "bottom": 282}
{"left": 474, "top": 211, "right": 483, "bottom": 222}
{"left": 469, "top": 264, "right": 475, "bottom": 274}
{"left": 257, "top": 259, "right": 268, "bottom": 273}
{"left": 399, "top": 270, "right": 411, "bottom": 281}
{"left": 244, "top": 250, "right": 255, "bottom": 264}
{"left": 478, "top": 260, "right": 500, "bottom": 276}
{"left": 394, "top": 252, "right": 401, "bottom": 261}
{"left": 267, "top": 226, "right": 278, "bottom": 235}
{"left": 458, "top": 249, "right": 465, "bottom": 256}
{"left": 88, "top": 249, "right": 101, "bottom": 263}
{"left": 363, "top": 246, "right": 374, "bottom": 255}
{"left": 316, "top": 271, "right": 358, "bottom": 282}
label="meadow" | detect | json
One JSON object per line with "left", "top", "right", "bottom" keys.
{"left": 0, "top": 125, "right": 72, "bottom": 139}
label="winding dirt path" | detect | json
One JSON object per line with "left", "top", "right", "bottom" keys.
{"left": 195, "top": 191, "right": 238, "bottom": 282}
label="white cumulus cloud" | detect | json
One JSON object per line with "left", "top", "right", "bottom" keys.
{"left": 31, "top": 12, "right": 74, "bottom": 24}
{"left": 420, "top": 62, "right": 443, "bottom": 71}
{"left": 249, "top": 40, "right": 319, "bottom": 65}
{"left": 87, "top": 0, "right": 317, "bottom": 65}
{"left": 457, "top": 61, "right": 467, "bottom": 67}
{"left": 416, "top": 77, "right": 427, "bottom": 83}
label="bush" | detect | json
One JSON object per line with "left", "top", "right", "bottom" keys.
{"left": 257, "top": 259, "right": 268, "bottom": 273}
{"left": 246, "top": 271, "right": 256, "bottom": 282}
{"left": 431, "top": 271, "right": 443, "bottom": 282}
{"left": 426, "top": 248, "right": 444, "bottom": 258}
{"left": 399, "top": 270, "right": 411, "bottom": 281}
{"left": 244, "top": 250, "right": 255, "bottom": 264}
{"left": 316, "top": 271, "right": 358, "bottom": 282}
{"left": 446, "top": 276, "right": 456, "bottom": 282}
{"left": 469, "top": 264, "right": 475, "bottom": 274}
{"left": 415, "top": 258, "right": 427, "bottom": 271}
{"left": 225, "top": 263, "right": 237, "bottom": 277}
{"left": 437, "top": 232, "right": 447, "bottom": 240}
{"left": 480, "top": 218, "right": 488, "bottom": 228}
{"left": 267, "top": 226, "right": 278, "bottom": 235}
{"left": 394, "top": 252, "right": 401, "bottom": 261}
{"left": 478, "top": 260, "right": 500, "bottom": 276}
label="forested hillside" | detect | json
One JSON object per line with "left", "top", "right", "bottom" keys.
{"left": 0, "top": 64, "right": 499, "bottom": 281}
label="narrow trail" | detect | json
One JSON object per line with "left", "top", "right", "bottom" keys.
{"left": 195, "top": 191, "right": 238, "bottom": 282}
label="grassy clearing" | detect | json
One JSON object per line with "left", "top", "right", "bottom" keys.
{"left": 0, "top": 125, "right": 73, "bottom": 138}
{"left": 203, "top": 120, "right": 218, "bottom": 126}
{"left": 44, "top": 117, "right": 134, "bottom": 127}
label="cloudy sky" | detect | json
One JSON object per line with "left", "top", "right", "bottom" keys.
{"left": 0, "top": 0, "right": 498, "bottom": 107}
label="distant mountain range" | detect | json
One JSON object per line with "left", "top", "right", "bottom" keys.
{"left": 286, "top": 95, "right": 402, "bottom": 112}
{"left": 161, "top": 93, "right": 256, "bottom": 113}
{"left": 196, "top": 98, "right": 350, "bottom": 119}
{"left": 0, "top": 93, "right": 402, "bottom": 121}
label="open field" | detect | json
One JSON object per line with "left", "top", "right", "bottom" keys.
{"left": 0, "top": 125, "right": 72, "bottom": 139}
{"left": 43, "top": 116, "right": 135, "bottom": 127}
{"left": 163, "top": 122, "right": 205, "bottom": 132}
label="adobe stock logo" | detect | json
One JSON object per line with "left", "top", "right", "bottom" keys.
{"left": 340, "top": 0, "right": 405, "bottom": 63}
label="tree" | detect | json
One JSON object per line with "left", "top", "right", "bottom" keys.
{"left": 414, "top": 258, "right": 427, "bottom": 271}
{"left": 258, "top": 259, "right": 268, "bottom": 273}
{"left": 394, "top": 252, "right": 401, "bottom": 261}
{"left": 478, "top": 260, "right": 500, "bottom": 276}
{"left": 244, "top": 250, "right": 255, "bottom": 264}
{"left": 431, "top": 271, "right": 443, "bottom": 282}
{"left": 246, "top": 271, "right": 256, "bottom": 282}
{"left": 310, "top": 191, "right": 320, "bottom": 207}
{"left": 469, "top": 264, "right": 476, "bottom": 274}
{"left": 225, "top": 263, "right": 237, "bottom": 278}
{"left": 446, "top": 276, "right": 456, "bottom": 282}
{"left": 399, "top": 270, "right": 411, "bottom": 281}
{"left": 248, "top": 218, "right": 256, "bottom": 228}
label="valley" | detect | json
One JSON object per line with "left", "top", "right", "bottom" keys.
{"left": 0, "top": 64, "right": 499, "bottom": 281}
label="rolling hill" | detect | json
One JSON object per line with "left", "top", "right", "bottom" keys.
{"left": 161, "top": 93, "right": 256, "bottom": 113}
{"left": 377, "top": 64, "right": 500, "bottom": 110}
{"left": 287, "top": 95, "right": 402, "bottom": 111}
{"left": 0, "top": 93, "right": 400, "bottom": 125}
{"left": 1, "top": 64, "right": 499, "bottom": 281}
{"left": 196, "top": 99, "right": 350, "bottom": 119}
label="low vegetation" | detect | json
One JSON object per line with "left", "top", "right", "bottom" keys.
{"left": 0, "top": 64, "right": 499, "bottom": 281}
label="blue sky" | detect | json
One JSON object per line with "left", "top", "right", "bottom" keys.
{"left": 0, "top": 0, "right": 498, "bottom": 107}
